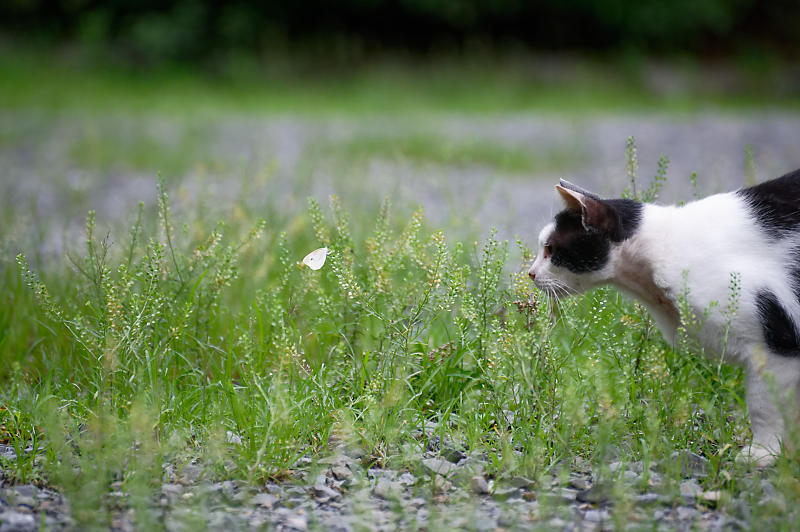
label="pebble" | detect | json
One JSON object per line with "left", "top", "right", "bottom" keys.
{"left": 312, "top": 484, "right": 341, "bottom": 503}
{"left": 621, "top": 470, "right": 639, "bottom": 482}
{"left": 668, "top": 450, "right": 709, "bottom": 478}
{"left": 470, "top": 476, "right": 490, "bottom": 495}
{"left": 509, "top": 476, "right": 535, "bottom": 489}
{"left": 559, "top": 487, "right": 578, "bottom": 501}
{"left": 397, "top": 472, "right": 416, "bottom": 487}
{"left": 441, "top": 446, "right": 467, "bottom": 464}
{"left": 569, "top": 477, "right": 589, "bottom": 490}
{"left": 679, "top": 479, "right": 703, "bottom": 500}
{"left": 277, "top": 508, "right": 308, "bottom": 531}
{"left": 0, "top": 447, "right": 17, "bottom": 463}
{"left": 677, "top": 506, "right": 698, "bottom": 521}
{"left": 252, "top": 492, "right": 278, "bottom": 508}
{"left": 759, "top": 479, "right": 777, "bottom": 498}
{"left": 180, "top": 463, "right": 203, "bottom": 484}
{"left": 331, "top": 465, "right": 352, "bottom": 481}
{"left": 12, "top": 486, "right": 36, "bottom": 499}
{"left": 0, "top": 510, "right": 36, "bottom": 531}
{"left": 700, "top": 490, "right": 723, "bottom": 505}
{"left": 373, "top": 478, "right": 400, "bottom": 499}
{"left": 472, "top": 517, "right": 496, "bottom": 531}
{"left": 491, "top": 487, "right": 520, "bottom": 501}
{"left": 635, "top": 493, "right": 661, "bottom": 504}
{"left": 576, "top": 485, "right": 609, "bottom": 504}
{"left": 225, "top": 431, "right": 242, "bottom": 445}
{"left": 161, "top": 483, "right": 184, "bottom": 503}
{"left": 585, "top": 509, "right": 608, "bottom": 522}
{"left": 12, "top": 495, "right": 35, "bottom": 509}
{"left": 432, "top": 474, "right": 452, "bottom": 493}
{"left": 421, "top": 458, "right": 457, "bottom": 477}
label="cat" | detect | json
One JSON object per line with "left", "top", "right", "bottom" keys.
{"left": 529, "top": 168, "right": 800, "bottom": 465}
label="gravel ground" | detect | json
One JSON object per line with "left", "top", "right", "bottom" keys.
{"left": 2, "top": 111, "right": 799, "bottom": 256}
{"left": 0, "top": 434, "right": 776, "bottom": 532}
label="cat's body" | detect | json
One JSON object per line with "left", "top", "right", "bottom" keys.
{"left": 530, "top": 169, "right": 800, "bottom": 465}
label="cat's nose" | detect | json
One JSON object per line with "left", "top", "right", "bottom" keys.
{"left": 528, "top": 270, "right": 536, "bottom": 281}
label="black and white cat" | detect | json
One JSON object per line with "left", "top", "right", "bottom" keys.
{"left": 529, "top": 168, "right": 800, "bottom": 465}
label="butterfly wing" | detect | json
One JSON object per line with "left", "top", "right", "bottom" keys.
{"left": 302, "top": 247, "right": 328, "bottom": 270}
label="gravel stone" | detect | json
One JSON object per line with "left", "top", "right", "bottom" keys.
{"left": 331, "top": 466, "right": 352, "bottom": 482}
{"left": 11, "top": 496, "right": 35, "bottom": 509}
{"left": 251, "top": 493, "right": 278, "bottom": 509}
{"left": 509, "top": 476, "right": 535, "bottom": 489}
{"left": 0, "top": 510, "right": 36, "bottom": 532}
{"left": 161, "top": 483, "right": 184, "bottom": 504}
{"left": 284, "top": 511, "right": 310, "bottom": 530}
{"left": 568, "top": 477, "right": 589, "bottom": 491}
{"left": 634, "top": 493, "right": 660, "bottom": 504}
{"left": 470, "top": 476, "right": 490, "bottom": 495}
{"left": 432, "top": 474, "right": 452, "bottom": 493}
{"left": 577, "top": 485, "right": 609, "bottom": 504}
{"left": 421, "top": 458, "right": 457, "bottom": 477}
{"left": 0, "top": 447, "right": 16, "bottom": 463}
{"left": 373, "top": 478, "right": 401, "bottom": 499}
{"left": 11, "top": 487, "right": 35, "bottom": 500}
{"left": 760, "top": 479, "right": 777, "bottom": 498}
{"left": 397, "top": 472, "right": 416, "bottom": 487}
{"left": 700, "top": 490, "right": 723, "bottom": 505}
{"left": 440, "top": 446, "right": 467, "bottom": 464}
{"left": 585, "top": 509, "right": 609, "bottom": 522}
{"left": 180, "top": 464, "right": 203, "bottom": 484}
{"left": 472, "top": 516, "right": 497, "bottom": 531}
{"left": 225, "top": 431, "right": 242, "bottom": 445}
{"left": 679, "top": 479, "right": 703, "bottom": 500}
{"left": 669, "top": 450, "right": 709, "bottom": 478}
{"left": 491, "top": 487, "right": 521, "bottom": 502}
{"left": 312, "top": 483, "right": 341, "bottom": 503}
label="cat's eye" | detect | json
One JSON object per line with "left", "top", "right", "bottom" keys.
{"left": 543, "top": 243, "right": 552, "bottom": 257}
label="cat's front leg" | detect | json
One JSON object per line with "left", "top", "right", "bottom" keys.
{"left": 739, "top": 347, "right": 800, "bottom": 466}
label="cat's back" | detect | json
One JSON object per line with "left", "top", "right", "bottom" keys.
{"left": 736, "top": 168, "right": 800, "bottom": 235}
{"left": 643, "top": 168, "right": 800, "bottom": 252}
{"left": 637, "top": 170, "right": 800, "bottom": 307}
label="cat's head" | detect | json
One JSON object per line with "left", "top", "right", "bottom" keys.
{"left": 528, "top": 180, "right": 642, "bottom": 297}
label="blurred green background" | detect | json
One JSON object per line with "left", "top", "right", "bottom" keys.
{"left": 3, "top": 0, "right": 800, "bottom": 64}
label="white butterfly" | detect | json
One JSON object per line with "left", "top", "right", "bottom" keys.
{"left": 302, "top": 247, "right": 331, "bottom": 270}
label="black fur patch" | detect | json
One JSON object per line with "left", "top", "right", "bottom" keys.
{"left": 790, "top": 245, "right": 800, "bottom": 307}
{"left": 737, "top": 168, "right": 800, "bottom": 236}
{"left": 604, "top": 199, "right": 644, "bottom": 242}
{"left": 549, "top": 198, "right": 643, "bottom": 273}
{"left": 756, "top": 289, "right": 800, "bottom": 357}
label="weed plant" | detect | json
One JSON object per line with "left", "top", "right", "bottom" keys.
{"left": 2, "top": 153, "right": 800, "bottom": 529}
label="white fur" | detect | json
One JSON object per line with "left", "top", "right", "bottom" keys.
{"left": 530, "top": 190, "right": 800, "bottom": 465}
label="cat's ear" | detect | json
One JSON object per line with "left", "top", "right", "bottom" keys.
{"left": 558, "top": 179, "right": 599, "bottom": 199}
{"left": 556, "top": 184, "right": 586, "bottom": 213}
{"left": 556, "top": 184, "right": 618, "bottom": 234}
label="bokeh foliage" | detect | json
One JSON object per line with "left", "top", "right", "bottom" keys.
{"left": 2, "top": 0, "right": 799, "bottom": 65}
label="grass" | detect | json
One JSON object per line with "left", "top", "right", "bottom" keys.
{"left": 2, "top": 45, "right": 800, "bottom": 117}
{"left": 3, "top": 172, "right": 800, "bottom": 528}
{"left": 319, "top": 132, "right": 581, "bottom": 174}
{"left": 1, "top": 56, "right": 800, "bottom": 529}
